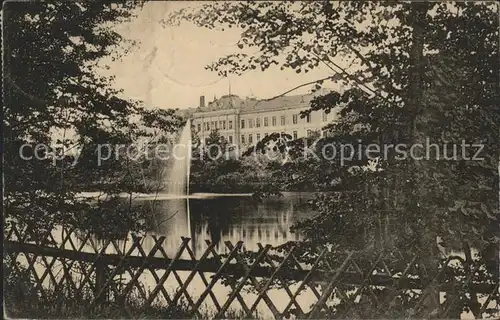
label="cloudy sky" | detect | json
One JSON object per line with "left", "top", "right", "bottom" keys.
{"left": 98, "top": 1, "right": 344, "bottom": 110}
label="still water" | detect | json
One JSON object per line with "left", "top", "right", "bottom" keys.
{"left": 138, "top": 192, "right": 315, "bottom": 257}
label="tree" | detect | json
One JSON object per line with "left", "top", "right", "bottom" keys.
{"left": 190, "top": 130, "right": 283, "bottom": 196}
{"left": 169, "top": 2, "right": 499, "bottom": 317}
{"left": 3, "top": 1, "right": 184, "bottom": 239}
{"left": 190, "top": 130, "right": 241, "bottom": 192}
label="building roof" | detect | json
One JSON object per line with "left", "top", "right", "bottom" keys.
{"left": 197, "top": 88, "right": 333, "bottom": 115}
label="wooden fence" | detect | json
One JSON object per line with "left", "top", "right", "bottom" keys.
{"left": 3, "top": 225, "right": 500, "bottom": 319}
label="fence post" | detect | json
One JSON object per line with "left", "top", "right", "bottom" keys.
{"left": 94, "top": 258, "right": 109, "bottom": 304}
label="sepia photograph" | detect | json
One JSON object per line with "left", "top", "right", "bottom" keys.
{"left": 3, "top": 1, "right": 499, "bottom": 319}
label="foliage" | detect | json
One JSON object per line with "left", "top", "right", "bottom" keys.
{"left": 169, "top": 2, "right": 499, "bottom": 317}
{"left": 190, "top": 129, "right": 282, "bottom": 196}
{"left": 3, "top": 1, "right": 184, "bottom": 240}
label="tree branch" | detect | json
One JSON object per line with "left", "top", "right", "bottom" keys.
{"left": 310, "top": 51, "right": 385, "bottom": 100}
{"left": 346, "top": 44, "right": 375, "bottom": 72}
{"left": 251, "top": 75, "right": 339, "bottom": 108}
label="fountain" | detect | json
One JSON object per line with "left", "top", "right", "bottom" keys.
{"left": 156, "top": 119, "right": 192, "bottom": 236}
{"left": 165, "top": 118, "right": 192, "bottom": 196}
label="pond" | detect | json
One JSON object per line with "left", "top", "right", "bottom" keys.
{"left": 137, "top": 192, "right": 316, "bottom": 257}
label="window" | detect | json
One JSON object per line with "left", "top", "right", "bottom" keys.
{"left": 249, "top": 134, "right": 253, "bottom": 144}
{"left": 223, "top": 120, "right": 226, "bottom": 130}
{"left": 241, "top": 119, "right": 245, "bottom": 129}
{"left": 293, "top": 114, "right": 298, "bottom": 124}
{"left": 229, "top": 120, "right": 233, "bottom": 129}
{"left": 249, "top": 119, "right": 254, "bottom": 128}
{"left": 211, "top": 121, "right": 215, "bottom": 129}
{"left": 272, "top": 116, "right": 277, "bottom": 126}
{"left": 207, "top": 122, "right": 210, "bottom": 131}
{"left": 219, "top": 120, "right": 222, "bottom": 129}
{"left": 256, "top": 133, "right": 261, "bottom": 141}
{"left": 322, "top": 112, "right": 328, "bottom": 122}
{"left": 293, "top": 131, "right": 298, "bottom": 139}
{"left": 264, "top": 117, "right": 269, "bottom": 127}
{"left": 229, "top": 135, "right": 233, "bottom": 144}
{"left": 197, "top": 123, "right": 201, "bottom": 132}
{"left": 256, "top": 118, "right": 261, "bottom": 127}
{"left": 241, "top": 135, "right": 245, "bottom": 144}
{"left": 281, "top": 116, "right": 286, "bottom": 125}
{"left": 306, "top": 114, "right": 311, "bottom": 123}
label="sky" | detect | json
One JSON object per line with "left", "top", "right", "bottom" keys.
{"left": 97, "top": 1, "right": 341, "bottom": 110}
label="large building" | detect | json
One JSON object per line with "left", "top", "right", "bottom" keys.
{"left": 191, "top": 88, "right": 340, "bottom": 149}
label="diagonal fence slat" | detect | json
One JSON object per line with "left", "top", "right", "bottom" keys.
{"left": 57, "top": 230, "right": 97, "bottom": 294}
{"left": 182, "top": 239, "right": 222, "bottom": 313}
{"left": 170, "top": 237, "right": 218, "bottom": 309}
{"left": 335, "top": 252, "right": 385, "bottom": 319}
{"left": 152, "top": 237, "right": 201, "bottom": 317}
{"left": 375, "top": 254, "right": 418, "bottom": 316}
{"left": 282, "top": 248, "right": 328, "bottom": 315}
{"left": 76, "top": 239, "right": 113, "bottom": 297}
{"left": 289, "top": 252, "right": 323, "bottom": 300}
{"left": 251, "top": 244, "right": 300, "bottom": 316}
{"left": 198, "top": 240, "right": 252, "bottom": 316}
{"left": 439, "top": 245, "right": 494, "bottom": 318}
{"left": 24, "top": 253, "right": 49, "bottom": 300}
{"left": 141, "top": 237, "right": 191, "bottom": 310}
{"left": 189, "top": 241, "right": 251, "bottom": 317}
{"left": 129, "top": 234, "right": 173, "bottom": 305}
{"left": 214, "top": 242, "right": 275, "bottom": 319}
{"left": 39, "top": 227, "right": 76, "bottom": 285}
{"left": 5, "top": 225, "right": 499, "bottom": 320}
{"left": 120, "top": 235, "right": 167, "bottom": 301}
{"left": 307, "top": 251, "right": 355, "bottom": 319}
{"left": 478, "top": 282, "right": 499, "bottom": 317}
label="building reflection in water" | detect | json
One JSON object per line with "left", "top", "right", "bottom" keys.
{"left": 145, "top": 193, "right": 313, "bottom": 257}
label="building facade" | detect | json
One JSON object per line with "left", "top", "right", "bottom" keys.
{"left": 191, "top": 89, "right": 339, "bottom": 150}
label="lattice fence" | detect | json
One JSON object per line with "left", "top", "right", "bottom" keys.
{"left": 3, "top": 224, "right": 500, "bottom": 319}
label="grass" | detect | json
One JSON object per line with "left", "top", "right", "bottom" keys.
{"left": 3, "top": 266, "right": 261, "bottom": 319}
{"left": 4, "top": 290, "right": 262, "bottom": 319}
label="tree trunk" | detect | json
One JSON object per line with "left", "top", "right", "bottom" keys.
{"left": 407, "top": 3, "right": 440, "bottom": 318}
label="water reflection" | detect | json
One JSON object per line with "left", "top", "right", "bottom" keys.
{"left": 141, "top": 193, "right": 314, "bottom": 256}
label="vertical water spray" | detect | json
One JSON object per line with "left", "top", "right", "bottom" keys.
{"left": 165, "top": 119, "right": 192, "bottom": 195}
{"left": 161, "top": 119, "right": 192, "bottom": 241}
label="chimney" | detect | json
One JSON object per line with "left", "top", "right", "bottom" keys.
{"left": 199, "top": 95, "right": 205, "bottom": 108}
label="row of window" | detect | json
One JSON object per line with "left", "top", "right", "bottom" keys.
{"left": 204, "top": 135, "right": 235, "bottom": 145}
{"left": 240, "top": 131, "right": 307, "bottom": 144}
{"left": 240, "top": 113, "right": 324, "bottom": 129}
{"left": 196, "top": 112, "right": 329, "bottom": 132}
{"left": 204, "top": 129, "right": 322, "bottom": 146}
{"left": 197, "top": 120, "right": 234, "bottom": 132}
